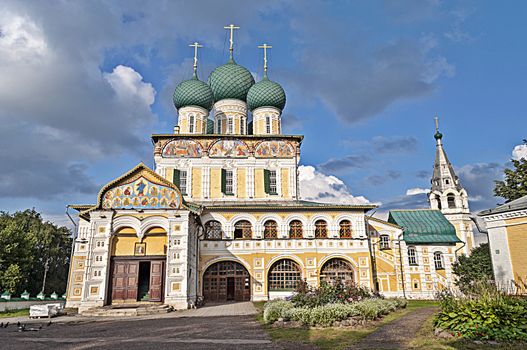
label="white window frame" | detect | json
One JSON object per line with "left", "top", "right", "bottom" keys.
{"left": 434, "top": 252, "right": 444, "bottom": 270}
{"left": 217, "top": 117, "right": 222, "bottom": 134}
{"left": 227, "top": 117, "right": 234, "bottom": 134}
{"left": 269, "top": 169, "right": 277, "bottom": 194}
{"left": 408, "top": 246, "right": 418, "bottom": 265}
{"left": 225, "top": 170, "right": 233, "bottom": 195}
{"left": 179, "top": 170, "right": 188, "bottom": 195}
{"left": 189, "top": 115, "right": 195, "bottom": 133}
{"left": 379, "top": 235, "right": 390, "bottom": 250}
{"left": 266, "top": 115, "right": 271, "bottom": 134}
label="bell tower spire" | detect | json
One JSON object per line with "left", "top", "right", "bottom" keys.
{"left": 428, "top": 117, "right": 474, "bottom": 254}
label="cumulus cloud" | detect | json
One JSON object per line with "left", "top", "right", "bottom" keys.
{"left": 512, "top": 144, "right": 527, "bottom": 160}
{"left": 299, "top": 165, "right": 370, "bottom": 205}
{"left": 456, "top": 162, "right": 504, "bottom": 211}
{"left": 406, "top": 188, "right": 430, "bottom": 196}
{"left": 104, "top": 65, "right": 155, "bottom": 106}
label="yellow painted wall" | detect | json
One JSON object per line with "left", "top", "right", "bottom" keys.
{"left": 144, "top": 235, "right": 168, "bottom": 255}
{"left": 506, "top": 221, "right": 527, "bottom": 281}
{"left": 281, "top": 168, "right": 289, "bottom": 198}
{"left": 165, "top": 168, "right": 174, "bottom": 183}
{"left": 192, "top": 167, "right": 202, "bottom": 198}
{"left": 237, "top": 168, "right": 247, "bottom": 198}
{"left": 272, "top": 119, "right": 278, "bottom": 134}
{"left": 254, "top": 168, "right": 264, "bottom": 198}
{"left": 112, "top": 234, "right": 167, "bottom": 256}
{"left": 210, "top": 168, "right": 222, "bottom": 198}
{"left": 179, "top": 118, "right": 188, "bottom": 133}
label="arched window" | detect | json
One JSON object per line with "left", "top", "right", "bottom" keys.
{"left": 436, "top": 195, "right": 442, "bottom": 210}
{"left": 204, "top": 220, "right": 222, "bottom": 240}
{"left": 189, "top": 115, "right": 195, "bottom": 133}
{"left": 339, "top": 220, "right": 352, "bottom": 238}
{"left": 268, "top": 259, "right": 301, "bottom": 291}
{"left": 447, "top": 194, "right": 456, "bottom": 209}
{"left": 289, "top": 220, "right": 303, "bottom": 239}
{"left": 408, "top": 246, "right": 418, "bottom": 265}
{"left": 379, "top": 235, "right": 390, "bottom": 250}
{"left": 320, "top": 258, "right": 354, "bottom": 284}
{"left": 234, "top": 220, "right": 252, "bottom": 239}
{"left": 434, "top": 251, "right": 444, "bottom": 270}
{"left": 314, "top": 220, "right": 328, "bottom": 238}
{"left": 264, "top": 220, "right": 278, "bottom": 239}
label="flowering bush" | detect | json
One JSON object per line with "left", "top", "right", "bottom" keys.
{"left": 290, "top": 279, "right": 372, "bottom": 308}
{"left": 263, "top": 298, "right": 405, "bottom": 326}
{"left": 434, "top": 283, "right": 527, "bottom": 342}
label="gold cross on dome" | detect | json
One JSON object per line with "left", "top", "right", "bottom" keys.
{"left": 224, "top": 24, "right": 240, "bottom": 57}
{"left": 435, "top": 116, "right": 439, "bottom": 132}
{"left": 189, "top": 42, "right": 203, "bottom": 74}
{"left": 258, "top": 43, "right": 272, "bottom": 74}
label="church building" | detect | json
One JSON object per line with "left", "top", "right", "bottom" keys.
{"left": 66, "top": 26, "right": 475, "bottom": 313}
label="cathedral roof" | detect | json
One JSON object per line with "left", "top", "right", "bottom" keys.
{"left": 196, "top": 200, "right": 376, "bottom": 211}
{"left": 431, "top": 128, "right": 463, "bottom": 193}
{"left": 173, "top": 74, "right": 214, "bottom": 111}
{"left": 478, "top": 195, "right": 527, "bottom": 216}
{"left": 208, "top": 58, "right": 255, "bottom": 102}
{"left": 247, "top": 75, "right": 286, "bottom": 111}
{"left": 388, "top": 209, "right": 461, "bottom": 244}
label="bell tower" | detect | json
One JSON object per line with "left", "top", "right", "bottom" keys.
{"left": 429, "top": 118, "right": 474, "bottom": 254}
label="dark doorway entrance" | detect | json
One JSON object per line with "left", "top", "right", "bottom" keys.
{"left": 109, "top": 258, "right": 165, "bottom": 304}
{"left": 138, "top": 262, "right": 151, "bottom": 301}
{"left": 203, "top": 261, "right": 251, "bottom": 302}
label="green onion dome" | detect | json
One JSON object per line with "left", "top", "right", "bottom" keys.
{"left": 434, "top": 131, "right": 443, "bottom": 140}
{"left": 173, "top": 74, "right": 214, "bottom": 111}
{"left": 208, "top": 59, "right": 255, "bottom": 102}
{"left": 246, "top": 75, "right": 286, "bottom": 112}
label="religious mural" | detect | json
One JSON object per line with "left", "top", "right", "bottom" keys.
{"left": 209, "top": 139, "right": 249, "bottom": 158}
{"left": 254, "top": 140, "right": 295, "bottom": 158}
{"left": 162, "top": 139, "right": 203, "bottom": 158}
{"left": 102, "top": 176, "right": 181, "bottom": 209}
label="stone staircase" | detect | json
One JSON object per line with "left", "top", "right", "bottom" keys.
{"left": 82, "top": 304, "right": 173, "bottom": 317}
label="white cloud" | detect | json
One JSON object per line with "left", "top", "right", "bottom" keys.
{"left": 104, "top": 65, "right": 156, "bottom": 106}
{"left": 0, "top": 12, "right": 48, "bottom": 63}
{"left": 406, "top": 188, "right": 430, "bottom": 196}
{"left": 298, "top": 165, "right": 370, "bottom": 205}
{"left": 512, "top": 144, "right": 527, "bottom": 160}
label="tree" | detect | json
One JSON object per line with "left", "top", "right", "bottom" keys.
{"left": 452, "top": 243, "right": 494, "bottom": 294}
{"left": 0, "top": 209, "right": 72, "bottom": 295}
{"left": 494, "top": 139, "right": 527, "bottom": 202}
{"left": 0, "top": 264, "right": 22, "bottom": 293}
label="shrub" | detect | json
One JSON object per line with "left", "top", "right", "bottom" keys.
{"left": 434, "top": 283, "right": 527, "bottom": 342}
{"left": 291, "top": 279, "right": 372, "bottom": 308}
{"left": 263, "top": 298, "right": 404, "bottom": 326}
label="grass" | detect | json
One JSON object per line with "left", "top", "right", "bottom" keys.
{"left": 0, "top": 308, "right": 29, "bottom": 318}
{"left": 254, "top": 300, "right": 438, "bottom": 350}
{"left": 410, "top": 312, "right": 527, "bottom": 350}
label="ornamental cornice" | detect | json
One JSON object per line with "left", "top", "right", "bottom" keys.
{"left": 482, "top": 209, "right": 527, "bottom": 222}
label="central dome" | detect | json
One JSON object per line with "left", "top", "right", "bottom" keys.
{"left": 208, "top": 59, "right": 255, "bottom": 102}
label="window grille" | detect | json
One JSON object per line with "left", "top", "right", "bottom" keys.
{"left": 379, "top": 235, "right": 390, "bottom": 250}
{"left": 320, "top": 258, "right": 354, "bottom": 284}
{"left": 179, "top": 170, "right": 187, "bottom": 195}
{"left": 227, "top": 117, "right": 234, "bottom": 134}
{"left": 266, "top": 115, "right": 271, "bottom": 134}
{"left": 314, "top": 220, "right": 328, "bottom": 238}
{"left": 205, "top": 220, "right": 222, "bottom": 240}
{"left": 189, "top": 115, "right": 195, "bottom": 133}
{"left": 264, "top": 220, "right": 278, "bottom": 239}
{"left": 224, "top": 170, "right": 233, "bottom": 195}
{"left": 289, "top": 220, "right": 303, "bottom": 239}
{"left": 268, "top": 259, "right": 301, "bottom": 291}
{"left": 269, "top": 170, "right": 277, "bottom": 194}
{"left": 339, "top": 220, "right": 352, "bottom": 238}
{"left": 234, "top": 220, "right": 252, "bottom": 239}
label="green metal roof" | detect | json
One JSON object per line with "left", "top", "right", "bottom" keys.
{"left": 388, "top": 209, "right": 461, "bottom": 244}
{"left": 247, "top": 76, "right": 286, "bottom": 111}
{"left": 208, "top": 59, "right": 255, "bottom": 101}
{"left": 173, "top": 75, "right": 214, "bottom": 111}
{"left": 478, "top": 195, "right": 527, "bottom": 216}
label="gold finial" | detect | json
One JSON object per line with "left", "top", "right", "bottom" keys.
{"left": 434, "top": 116, "right": 439, "bottom": 132}
{"left": 189, "top": 42, "right": 203, "bottom": 76}
{"left": 258, "top": 43, "right": 272, "bottom": 76}
{"left": 224, "top": 24, "right": 240, "bottom": 58}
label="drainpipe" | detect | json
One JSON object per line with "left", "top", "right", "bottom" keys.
{"left": 365, "top": 211, "right": 378, "bottom": 293}
{"left": 65, "top": 206, "right": 78, "bottom": 300}
{"left": 397, "top": 230, "right": 407, "bottom": 299}
{"left": 454, "top": 241, "right": 466, "bottom": 260}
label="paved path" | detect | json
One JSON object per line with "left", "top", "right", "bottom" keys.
{"left": 352, "top": 307, "right": 437, "bottom": 350}
{"left": 0, "top": 302, "right": 276, "bottom": 350}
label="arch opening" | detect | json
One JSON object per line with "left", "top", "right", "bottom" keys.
{"left": 203, "top": 261, "right": 251, "bottom": 302}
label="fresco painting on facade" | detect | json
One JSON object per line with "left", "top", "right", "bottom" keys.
{"left": 209, "top": 139, "right": 250, "bottom": 158}
{"left": 254, "top": 140, "right": 295, "bottom": 158}
{"left": 102, "top": 177, "right": 181, "bottom": 209}
{"left": 162, "top": 139, "right": 203, "bottom": 158}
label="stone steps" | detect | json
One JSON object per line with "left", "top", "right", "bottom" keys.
{"left": 82, "top": 304, "right": 173, "bottom": 317}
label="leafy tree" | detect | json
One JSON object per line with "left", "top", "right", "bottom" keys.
{"left": 494, "top": 139, "right": 527, "bottom": 202}
{"left": 0, "top": 209, "right": 71, "bottom": 295}
{"left": 0, "top": 264, "right": 22, "bottom": 293}
{"left": 452, "top": 243, "right": 493, "bottom": 294}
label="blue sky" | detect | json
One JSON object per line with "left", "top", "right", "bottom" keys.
{"left": 0, "top": 1, "right": 526, "bottom": 226}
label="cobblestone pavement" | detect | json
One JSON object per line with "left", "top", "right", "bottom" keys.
{"left": 0, "top": 302, "right": 279, "bottom": 350}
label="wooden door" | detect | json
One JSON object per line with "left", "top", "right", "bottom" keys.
{"left": 111, "top": 261, "right": 139, "bottom": 302}
{"left": 149, "top": 261, "right": 164, "bottom": 302}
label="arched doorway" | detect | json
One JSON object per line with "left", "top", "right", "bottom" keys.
{"left": 268, "top": 259, "right": 302, "bottom": 293}
{"left": 203, "top": 261, "right": 251, "bottom": 302}
{"left": 320, "top": 258, "right": 354, "bottom": 284}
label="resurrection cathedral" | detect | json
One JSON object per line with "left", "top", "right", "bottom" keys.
{"left": 66, "top": 27, "right": 475, "bottom": 313}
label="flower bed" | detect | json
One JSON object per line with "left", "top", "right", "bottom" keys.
{"left": 263, "top": 298, "right": 407, "bottom": 328}
{"left": 434, "top": 285, "right": 527, "bottom": 342}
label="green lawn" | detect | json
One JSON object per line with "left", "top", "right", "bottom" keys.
{"left": 0, "top": 308, "right": 29, "bottom": 318}
{"left": 254, "top": 300, "right": 438, "bottom": 350}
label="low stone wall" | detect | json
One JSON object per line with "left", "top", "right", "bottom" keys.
{"left": 0, "top": 299, "right": 66, "bottom": 312}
